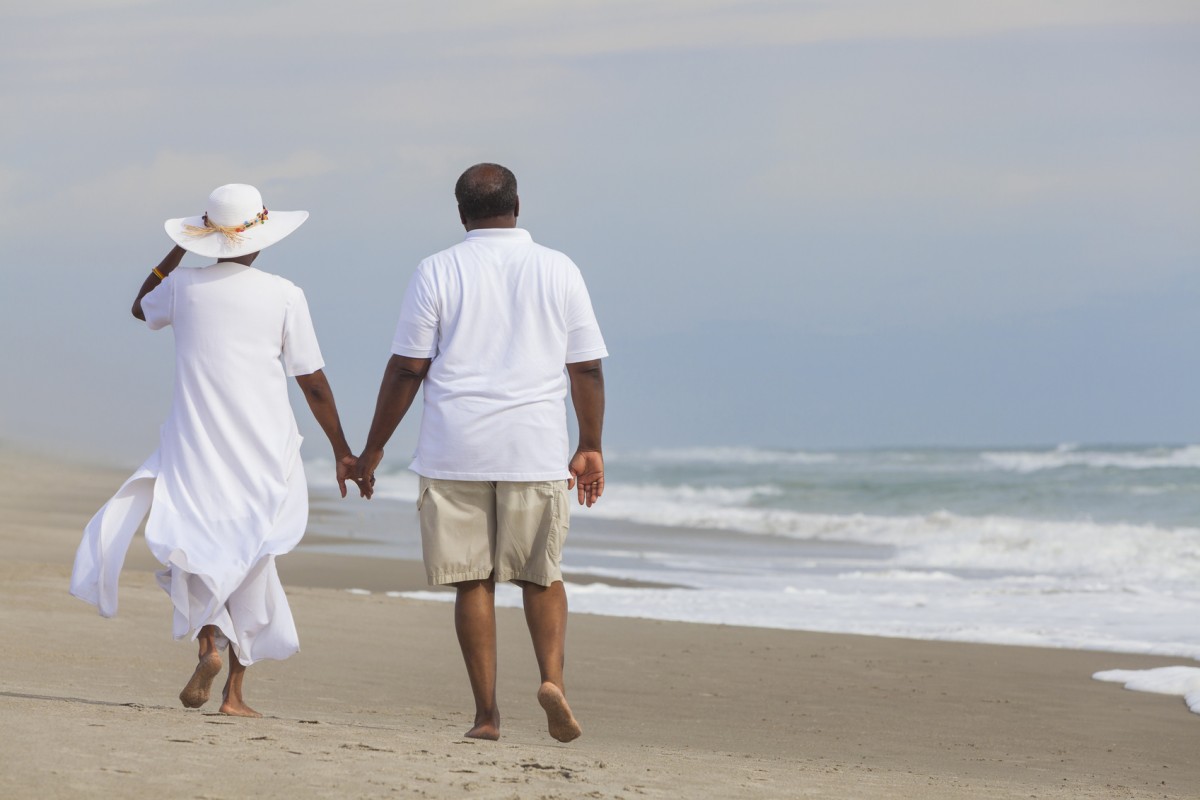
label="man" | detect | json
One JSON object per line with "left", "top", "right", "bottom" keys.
{"left": 353, "top": 163, "right": 607, "bottom": 743}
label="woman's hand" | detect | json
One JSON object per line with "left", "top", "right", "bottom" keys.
{"left": 132, "top": 245, "right": 186, "bottom": 320}
{"left": 336, "top": 454, "right": 357, "bottom": 498}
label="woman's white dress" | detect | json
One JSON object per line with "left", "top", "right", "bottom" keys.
{"left": 71, "top": 262, "right": 324, "bottom": 666}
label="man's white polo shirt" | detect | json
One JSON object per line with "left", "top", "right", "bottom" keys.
{"left": 392, "top": 228, "right": 608, "bottom": 481}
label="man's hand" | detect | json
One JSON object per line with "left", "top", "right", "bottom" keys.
{"left": 351, "top": 448, "right": 384, "bottom": 499}
{"left": 568, "top": 449, "right": 604, "bottom": 507}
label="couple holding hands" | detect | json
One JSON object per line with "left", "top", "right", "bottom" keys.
{"left": 71, "top": 163, "right": 607, "bottom": 743}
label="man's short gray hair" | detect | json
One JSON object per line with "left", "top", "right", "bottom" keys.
{"left": 455, "top": 163, "right": 518, "bottom": 221}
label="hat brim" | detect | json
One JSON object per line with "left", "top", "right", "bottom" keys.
{"left": 164, "top": 210, "right": 309, "bottom": 260}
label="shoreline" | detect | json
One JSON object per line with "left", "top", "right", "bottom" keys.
{"left": 11, "top": 442, "right": 1199, "bottom": 655}
{"left": 3, "top": 446, "right": 1200, "bottom": 798}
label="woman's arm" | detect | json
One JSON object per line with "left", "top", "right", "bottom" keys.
{"left": 132, "top": 245, "right": 186, "bottom": 320}
{"left": 294, "top": 369, "right": 355, "bottom": 497}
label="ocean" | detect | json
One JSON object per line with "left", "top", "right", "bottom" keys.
{"left": 305, "top": 444, "right": 1200, "bottom": 659}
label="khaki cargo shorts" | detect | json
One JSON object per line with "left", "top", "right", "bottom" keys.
{"left": 417, "top": 477, "right": 570, "bottom": 587}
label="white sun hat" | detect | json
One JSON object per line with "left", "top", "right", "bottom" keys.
{"left": 164, "top": 183, "right": 308, "bottom": 260}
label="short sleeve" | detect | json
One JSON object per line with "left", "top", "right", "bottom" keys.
{"left": 141, "top": 277, "right": 173, "bottom": 331}
{"left": 391, "top": 264, "right": 440, "bottom": 358}
{"left": 281, "top": 285, "right": 325, "bottom": 377}
{"left": 564, "top": 264, "right": 608, "bottom": 363}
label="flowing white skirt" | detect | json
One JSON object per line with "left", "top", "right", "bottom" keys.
{"left": 70, "top": 449, "right": 307, "bottom": 666}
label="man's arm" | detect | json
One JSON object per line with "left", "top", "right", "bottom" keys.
{"left": 294, "top": 369, "right": 355, "bottom": 497}
{"left": 353, "top": 354, "right": 432, "bottom": 498}
{"left": 132, "top": 245, "right": 186, "bottom": 320}
{"left": 567, "top": 359, "right": 605, "bottom": 507}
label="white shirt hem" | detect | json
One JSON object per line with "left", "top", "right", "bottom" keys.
{"left": 566, "top": 347, "right": 609, "bottom": 363}
{"left": 411, "top": 463, "right": 571, "bottom": 482}
{"left": 392, "top": 345, "right": 436, "bottom": 358}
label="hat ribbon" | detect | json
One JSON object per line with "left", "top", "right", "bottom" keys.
{"left": 182, "top": 207, "right": 269, "bottom": 245}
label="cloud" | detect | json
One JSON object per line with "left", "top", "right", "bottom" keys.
{"left": 428, "top": 1, "right": 1200, "bottom": 58}
{"left": 6, "top": 2, "right": 1198, "bottom": 68}
{"left": 0, "top": 0, "right": 156, "bottom": 16}
{"left": 1, "top": 0, "right": 1197, "bottom": 454}
{"left": 0, "top": 149, "right": 338, "bottom": 243}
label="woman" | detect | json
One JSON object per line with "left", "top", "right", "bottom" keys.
{"left": 71, "top": 184, "right": 355, "bottom": 717}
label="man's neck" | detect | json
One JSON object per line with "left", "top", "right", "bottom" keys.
{"left": 463, "top": 215, "right": 518, "bottom": 232}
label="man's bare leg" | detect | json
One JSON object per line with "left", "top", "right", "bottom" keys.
{"left": 179, "top": 624, "right": 222, "bottom": 708}
{"left": 219, "top": 646, "right": 261, "bottom": 718}
{"left": 455, "top": 578, "right": 500, "bottom": 739}
{"left": 522, "top": 580, "right": 582, "bottom": 742}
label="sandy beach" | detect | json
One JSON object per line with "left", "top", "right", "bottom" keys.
{"left": 2, "top": 447, "right": 1197, "bottom": 799}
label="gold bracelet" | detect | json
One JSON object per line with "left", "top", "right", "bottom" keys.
{"left": 152, "top": 268, "right": 166, "bottom": 280}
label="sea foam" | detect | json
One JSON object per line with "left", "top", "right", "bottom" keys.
{"left": 981, "top": 443, "right": 1200, "bottom": 473}
{"left": 1093, "top": 667, "right": 1200, "bottom": 714}
{"left": 304, "top": 444, "right": 1200, "bottom": 657}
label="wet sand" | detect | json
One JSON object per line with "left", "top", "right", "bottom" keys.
{"left": 2, "top": 447, "right": 1197, "bottom": 799}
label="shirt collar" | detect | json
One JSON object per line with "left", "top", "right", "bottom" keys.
{"left": 464, "top": 227, "right": 532, "bottom": 243}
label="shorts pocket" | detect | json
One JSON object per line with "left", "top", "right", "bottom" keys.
{"left": 546, "top": 483, "right": 568, "bottom": 561}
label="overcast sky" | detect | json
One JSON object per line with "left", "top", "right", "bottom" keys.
{"left": 2, "top": 1, "right": 1198, "bottom": 465}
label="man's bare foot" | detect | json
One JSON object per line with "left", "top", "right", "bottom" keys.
{"left": 179, "top": 652, "right": 222, "bottom": 709}
{"left": 218, "top": 696, "right": 262, "bottom": 718}
{"left": 537, "top": 681, "right": 582, "bottom": 743}
{"left": 464, "top": 712, "right": 500, "bottom": 740}
{"left": 464, "top": 722, "right": 499, "bottom": 740}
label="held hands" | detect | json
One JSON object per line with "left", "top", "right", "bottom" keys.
{"left": 334, "top": 452, "right": 376, "bottom": 499}
{"left": 568, "top": 449, "right": 604, "bottom": 507}
{"left": 348, "top": 448, "right": 384, "bottom": 499}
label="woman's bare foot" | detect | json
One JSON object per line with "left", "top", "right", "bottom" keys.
{"left": 179, "top": 651, "right": 222, "bottom": 709}
{"left": 217, "top": 646, "right": 261, "bottom": 718}
{"left": 537, "top": 681, "right": 581, "bottom": 742}
{"left": 218, "top": 694, "right": 262, "bottom": 718}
